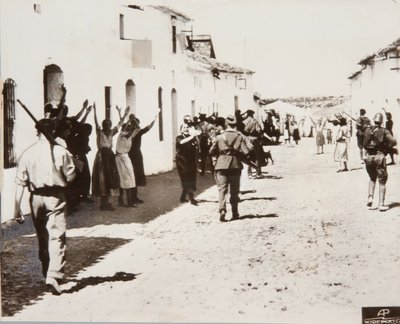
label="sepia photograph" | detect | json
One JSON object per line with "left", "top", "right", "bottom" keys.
{"left": 1, "top": 0, "right": 399, "bottom": 323}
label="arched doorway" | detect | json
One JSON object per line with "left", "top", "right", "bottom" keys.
{"left": 125, "top": 79, "right": 136, "bottom": 114}
{"left": 43, "top": 64, "right": 64, "bottom": 110}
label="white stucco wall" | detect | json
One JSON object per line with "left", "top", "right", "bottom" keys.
{"left": 350, "top": 54, "right": 400, "bottom": 140}
{"left": 0, "top": 0, "right": 255, "bottom": 222}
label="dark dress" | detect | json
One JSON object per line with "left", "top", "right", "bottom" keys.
{"left": 176, "top": 135, "right": 197, "bottom": 194}
{"left": 128, "top": 126, "right": 151, "bottom": 186}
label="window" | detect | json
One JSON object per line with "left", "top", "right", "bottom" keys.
{"left": 158, "top": 87, "right": 163, "bottom": 141}
{"left": 172, "top": 16, "right": 177, "bottom": 53}
{"left": 234, "top": 95, "right": 239, "bottom": 112}
{"left": 105, "top": 86, "right": 112, "bottom": 120}
{"left": 33, "top": 4, "right": 41, "bottom": 14}
{"left": 119, "top": 14, "right": 124, "bottom": 39}
{"left": 125, "top": 80, "right": 136, "bottom": 115}
{"left": 3, "top": 79, "right": 17, "bottom": 169}
{"left": 43, "top": 64, "right": 64, "bottom": 109}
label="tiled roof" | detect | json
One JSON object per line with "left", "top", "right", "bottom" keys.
{"left": 186, "top": 50, "right": 255, "bottom": 75}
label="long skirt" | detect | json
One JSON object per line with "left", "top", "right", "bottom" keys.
{"left": 316, "top": 131, "right": 325, "bottom": 146}
{"left": 115, "top": 153, "right": 136, "bottom": 189}
{"left": 177, "top": 167, "right": 197, "bottom": 194}
{"left": 334, "top": 142, "right": 348, "bottom": 162}
{"left": 92, "top": 148, "right": 120, "bottom": 197}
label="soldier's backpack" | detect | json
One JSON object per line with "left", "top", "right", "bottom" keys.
{"left": 363, "top": 126, "right": 386, "bottom": 153}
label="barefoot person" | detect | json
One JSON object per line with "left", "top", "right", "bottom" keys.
{"left": 363, "top": 113, "right": 397, "bottom": 211}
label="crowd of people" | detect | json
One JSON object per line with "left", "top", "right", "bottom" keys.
{"left": 12, "top": 87, "right": 398, "bottom": 295}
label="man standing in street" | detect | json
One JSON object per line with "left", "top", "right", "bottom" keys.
{"left": 356, "top": 108, "right": 371, "bottom": 162}
{"left": 363, "top": 113, "right": 397, "bottom": 211}
{"left": 209, "top": 115, "right": 250, "bottom": 222}
{"left": 14, "top": 118, "right": 76, "bottom": 294}
{"left": 242, "top": 109, "right": 264, "bottom": 178}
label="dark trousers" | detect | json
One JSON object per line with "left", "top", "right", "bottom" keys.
{"left": 215, "top": 169, "right": 241, "bottom": 213}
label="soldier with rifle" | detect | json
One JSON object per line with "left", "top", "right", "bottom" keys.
{"left": 209, "top": 115, "right": 251, "bottom": 222}
{"left": 14, "top": 100, "right": 76, "bottom": 295}
{"left": 355, "top": 109, "right": 371, "bottom": 162}
{"left": 363, "top": 112, "right": 397, "bottom": 211}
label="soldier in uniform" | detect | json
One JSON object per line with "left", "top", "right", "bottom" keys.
{"left": 356, "top": 108, "right": 371, "bottom": 162}
{"left": 363, "top": 112, "right": 397, "bottom": 211}
{"left": 242, "top": 109, "right": 264, "bottom": 178}
{"left": 209, "top": 115, "right": 250, "bottom": 222}
{"left": 14, "top": 118, "right": 76, "bottom": 294}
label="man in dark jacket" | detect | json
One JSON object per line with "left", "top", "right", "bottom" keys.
{"left": 363, "top": 112, "right": 397, "bottom": 211}
{"left": 209, "top": 115, "right": 250, "bottom": 222}
{"left": 356, "top": 108, "right": 371, "bottom": 162}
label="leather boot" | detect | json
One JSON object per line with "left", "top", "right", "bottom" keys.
{"left": 231, "top": 204, "right": 239, "bottom": 220}
{"left": 180, "top": 190, "right": 188, "bottom": 202}
{"left": 188, "top": 193, "right": 198, "bottom": 206}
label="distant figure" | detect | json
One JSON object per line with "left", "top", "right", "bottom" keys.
{"left": 176, "top": 123, "right": 200, "bottom": 205}
{"left": 356, "top": 108, "right": 371, "bottom": 162}
{"left": 383, "top": 107, "right": 396, "bottom": 165}
{"left": 334, "top": 117, "right": 350, "bottom": 172}
{"left": 291, "top": 116, "right": 300, "bottom": 145}
{"left": 128, "top": 113, "right": 157, "bottom": 203}
{"left": 363, "top": 112, "right": 396, "bottom": 211}
{"left": 14, "top": 119, "right": 76, "bottom": 295}
{"left": 310, "top": 116, "right": 327, "bottom": 154}
{"left": 209, "top": 115, "right": 250, "bottom": 222}
{"left": 242, "top": 109, "right": 264, "bottom": 178}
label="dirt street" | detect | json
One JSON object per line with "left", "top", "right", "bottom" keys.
{"left": 3, "top": 138, "right": 400, "bottom": 324}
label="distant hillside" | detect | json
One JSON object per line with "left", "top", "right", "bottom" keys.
{"left": 263, "top": 96, "right": 349, "bottom": 109}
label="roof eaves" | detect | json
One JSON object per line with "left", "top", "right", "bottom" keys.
{"left": 151, "top": 5, "right": 191, "bottom": 22}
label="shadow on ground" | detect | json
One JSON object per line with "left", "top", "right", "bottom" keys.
{"left": 1, "top": 236, "right": 130, "bottom": 316}
{"left": 230, "top": 213, "right": 279, "bottom": 221}
{"left": 63, "top": 272, "right": 138, "bottom": 294}
{"left": 241, "top": 197, "right": 277, "bottom": 202}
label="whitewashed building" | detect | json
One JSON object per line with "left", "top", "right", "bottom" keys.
{"left": 349, "top": 38, "right": 400, "bottom": 138}
{"left": 0, "top": 0, "right": 256, "bottom": 222}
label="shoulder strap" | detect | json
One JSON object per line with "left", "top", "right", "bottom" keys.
{"left": 222, "top": 132, "right": 239, "bottom": 149}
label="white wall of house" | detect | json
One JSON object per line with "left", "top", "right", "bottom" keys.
{"left": 350, "top": 54, "right": 400, "bottom": 139}
{"left": 0, "top": 0, "right": 255, "bottom": 222}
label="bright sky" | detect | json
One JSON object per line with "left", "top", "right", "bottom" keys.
{"left": 164, "top": 0, "right": 400, "bottom": 98}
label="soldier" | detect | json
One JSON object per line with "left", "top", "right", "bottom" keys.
{"left": 14, "top": 118, "right": 76, "bottom": 295}
{"left": 356, "top": 108, "right": 371, "bottom": 162}
{"left": 242, "top": 109, "right": 264, "bottom": 178}
{"left": 363, "top": 112, "right": 397, "bottom": 211}
{"left": 209, "top": 115, "right": 250, "bottom": 222}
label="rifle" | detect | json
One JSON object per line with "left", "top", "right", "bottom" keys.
{"left": 17, "top": 99, "right": 85, "bottom": 172}
{"left": 343, "top": 111, "right": 357, "bottom": 122}
{"left": 17, "top": 99, "right": 58, "bottom": 145}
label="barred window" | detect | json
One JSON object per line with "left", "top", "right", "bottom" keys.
{"left": 2, "top": 79, "right": 17, "bottom": 169}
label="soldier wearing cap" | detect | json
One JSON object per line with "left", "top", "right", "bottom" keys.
{"left": 363, "top": 112, "right": 397, "bottom": 211}
{"left": 14, "top": 118, "right": 76, "bottom": 294}
{"left": 209, "top": 115, "right": 250, "bottom": 221}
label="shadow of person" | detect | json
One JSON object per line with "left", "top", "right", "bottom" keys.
{"left": 230, "top": 213, "right": 278, "bottom": 221}
{"left": 262, "top": 174, "right": 283, "bottom": 179}
{"left": 195, "top": 199, "right": 219, "bottom": 203}
{"left": 240, "top": 197, "right": 277, "bottom": 202}
{"left": 239, "top": 190, "right": 257, "bottom": 194}
{"left": 387, "top": 202, "right": 400, "bottom": 209}
{"left": 62, "top": 272, "right": 139, "bottom": 294}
